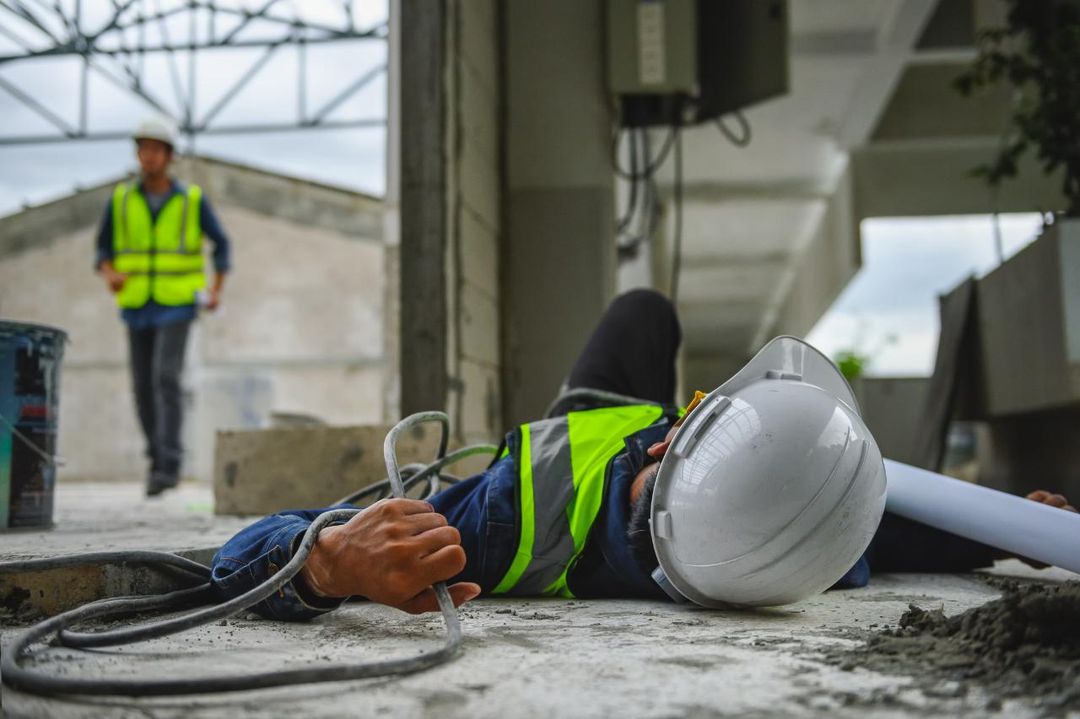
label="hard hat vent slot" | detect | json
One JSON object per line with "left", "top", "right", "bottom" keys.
{"left": 652, "top": 510, "right": 673, "bottom": 539}
{"left": 765, "top": 370, "right": 803, "bottom": 382}
{"left": 673, "top": 397, "right": 730, "bottom": 457}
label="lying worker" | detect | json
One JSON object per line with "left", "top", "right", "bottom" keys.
{"left": 211, "top": 290, "right": 1077, "bottom": 619}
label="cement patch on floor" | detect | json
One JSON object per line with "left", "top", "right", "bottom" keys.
{"left": 1, "top": 483, "right": 1078, "bottom": 718}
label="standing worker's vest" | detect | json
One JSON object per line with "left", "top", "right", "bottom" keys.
{"left": 111, "top": 182, "right": 205, "bottom": 309}
{"left": 492, "top": 403, "right": 667, "bottom": 598}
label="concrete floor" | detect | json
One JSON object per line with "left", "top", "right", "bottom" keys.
{"left": 2, "top": 482, "right": 1078, "bottom": 718}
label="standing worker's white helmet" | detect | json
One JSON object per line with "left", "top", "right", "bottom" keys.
{"left": 133, "top": 116, "right": 179, "bottom": 149}
{"left": 650, "top": 336, "right": 886, "bottom": 607}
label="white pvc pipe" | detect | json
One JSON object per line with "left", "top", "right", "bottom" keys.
{"left": 884, "top": 459, "right": 1080, "bottom": 575}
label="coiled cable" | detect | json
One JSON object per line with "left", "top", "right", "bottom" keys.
{"left": 0, "top": 412, "right": 486, "bottom": 697}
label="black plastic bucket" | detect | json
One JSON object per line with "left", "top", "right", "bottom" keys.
{"left": 0, "top": 321, "right": 66, "bottom": 530}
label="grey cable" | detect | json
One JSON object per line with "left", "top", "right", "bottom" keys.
{"left": 0, "top": 412, "right": 466, "bottom": 697}
{"left": 335, "top": 444, "right": 499, "bottom": 506}
{"left": 0, "top": 550, "right": 211, "bottom": 579}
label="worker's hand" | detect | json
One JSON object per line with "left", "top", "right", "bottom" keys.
{"left": 1026, "top": 489, "right": 1076, "bottom": 513}
{"left": 204, "top": 288, "right": 221, "bottom": 311}
{"left": 102, "top": 267, "right": 126, "bottom": 293}
{"left": 299, "top": 498, "right": 481, "bottom": 614}
{"left": 1002, "top": 490, "right": 1078, "bottom": 569}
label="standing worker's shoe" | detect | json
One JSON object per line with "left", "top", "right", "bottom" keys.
{"left": 146, "top": 470, "right": 180, "bottom": 497}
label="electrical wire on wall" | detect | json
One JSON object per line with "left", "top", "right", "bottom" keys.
{"left": 612, "top": 124, "right": 676, "bottom": 263}
{"left": 611, "top": 107, "right": 752, "bottom": 307}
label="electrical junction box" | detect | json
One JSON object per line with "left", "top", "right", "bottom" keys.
{"left": 607, "top": 0, "right": 789, "bottom": 127}
{"left": 607, "top": 0, "right": 698, "bottom": 95}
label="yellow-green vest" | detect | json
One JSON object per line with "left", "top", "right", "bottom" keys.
{"left": 492, "top": 403, "right": 666, "bottom": 598}
{"left": 111, "top": 182, "right": 205, "bottom": 309}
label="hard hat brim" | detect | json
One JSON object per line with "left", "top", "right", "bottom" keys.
{"left": 714, "top": 335, "right": 860, "bottom": 415}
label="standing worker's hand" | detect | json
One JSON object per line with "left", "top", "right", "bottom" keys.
{"left": 101, "top": 266, "right": 126, "bottom": 293}
{"left": 298, "top": 498, "right": 481, "bottom": 614}
{"left": 205, "top": 287, "right": 221, "bottom": 311}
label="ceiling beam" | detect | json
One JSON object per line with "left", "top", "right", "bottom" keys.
{"left": 836, "top": 0, "right": 939, "bottom": 149}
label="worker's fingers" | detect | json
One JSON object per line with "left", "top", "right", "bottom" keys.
{"left": 646, "top": 440, "right": 672, "bottom": 460}
{"left": 1064, "top": 504, "right": 1077, "bottom": 513}
{"left": 402, "top": 511, "right": 449, "bottom": 534}
{"left": 380, "top": 498, "right": 434, "bottom": 515}
{"left": 1046, "top": 493, "right": 1069, "bottom": 508}
{"left": 416, "top": 544, "right": 468, "bottom": 586}
{"left": 397, "top": 582, "right": 481, "bottom": 615}
{"left": 1027, "top": 490, "right": 1050, "bottom": 502}
{"left": 413, "top": 525, "right": 462, "bottom": 556}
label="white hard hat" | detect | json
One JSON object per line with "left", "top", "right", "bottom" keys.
{"left": 133, "top": 117, "right": 178, "bottom": 148}
{"left": 650, "top": 336, "right": 886, "bottom": 608}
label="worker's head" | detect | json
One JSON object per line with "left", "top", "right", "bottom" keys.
{"left": 630, "top": 336, "right": 888, "bottom": 608}
{"left": 135, "top": 138, "right": 173, "bottom": 177}
{"left": 132, "top": 117, "right": 178, "bottom": 179}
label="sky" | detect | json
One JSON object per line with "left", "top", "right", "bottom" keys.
{"left": 0, "top": 0, "right": 388, "bottom": 214}
{"left": 806, "top": 213, "right": 1045, "bottom": 377}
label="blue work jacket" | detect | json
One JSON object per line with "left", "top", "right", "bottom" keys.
{"left": 210, "top": 420, "right": 995, "bottom": 621}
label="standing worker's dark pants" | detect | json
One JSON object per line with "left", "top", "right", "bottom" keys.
{"left": 127, "top": 320, "right": 191, "bottom": 493}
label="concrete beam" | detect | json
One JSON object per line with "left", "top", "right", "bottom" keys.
{"left": 836, "top": 0, "right": 939, "bottom": 149}
{"left": 853, "top": 138, "right": 1067, "bottom": 219}
{"left": 870, "top": 63, "right": 1011, "bottom": 142}
{"left": 752, "top": 164, "right": 859, "bottom": 349}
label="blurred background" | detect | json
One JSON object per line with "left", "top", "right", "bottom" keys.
{"left": 0, "top": 0, "right": 1076, "bottom": 508}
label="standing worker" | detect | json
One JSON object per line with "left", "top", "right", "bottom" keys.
{"left": 94, "top": 117, "right": 231, "bottom": 496}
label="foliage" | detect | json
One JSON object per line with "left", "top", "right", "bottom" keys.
{"left": 954, "top": 1, "right": 1080, "bottom": 217}
{"left": 834, "top": 350, "right": 870, "bottom": 381}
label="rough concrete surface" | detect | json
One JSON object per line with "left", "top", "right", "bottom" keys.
{"left": 824, "top": 578, "right": 1080, "bottom": 712}
{"left": 2, "top": 482, "right": 1079, "bottom": 718}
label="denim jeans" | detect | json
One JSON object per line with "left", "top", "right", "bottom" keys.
{"left": 127, "top": 319, "right": 191, "bottom": 475}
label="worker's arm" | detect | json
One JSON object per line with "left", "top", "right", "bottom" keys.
{"left": 199, "top": 197, "right": 230, "bottom": 310}
{"left": 94, "top": 202, "right": 126, "bottom": 292}
{"left": 210, "top": 500, "right": 479, "bottom": 622}
{"left": 210, "top": 505, "right": 352, "bottom": 621}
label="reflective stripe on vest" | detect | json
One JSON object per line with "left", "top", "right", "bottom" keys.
{"left": 111, "top": 182, "right": 205, "bottom": 309}
{"left": 492, "top": 403, "right": 665, "bottom": 598}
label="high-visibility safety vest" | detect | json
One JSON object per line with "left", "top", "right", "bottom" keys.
{"left": 110, "top": 182, "right": 205, "bottom": 309}
{"left": 492, "top": 403, "right": 667, "bottom": 598}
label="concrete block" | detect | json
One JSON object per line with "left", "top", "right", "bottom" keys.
{"left": 459, "top": 282, "right": 500, "bottom": 368}
{"left": 0, "top": 550, "right": 210, "bottom": 620}
{"left": 458, "top": 0, "right": 498, "bottom": 91}
{"left": 459, "top": 130, "right": 501, "bottom": 235}
{"left": 213, "top": 424, "right": 446, "bottom": 515}
{"left": 458, "top": 59, "right": 499, "bottom": 168}
{"left": 460, "top": 206, "right": 499, "bottom": 297}
{"left": 458, "top": 357, "right": 502, "bottom": 442}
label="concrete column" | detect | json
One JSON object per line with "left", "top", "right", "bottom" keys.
{"left": 501, "top": 0, "right": 616, "bottom": 427}
{"left": 398, "top": 0, "right": 449, "bottom": 417}
{"left": 396, "top": 0, "right": 503, "bottom": 443}
{"left": 383, "top": 0, "right": 403, "bottom": 423}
